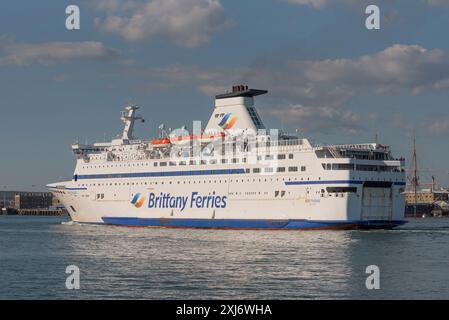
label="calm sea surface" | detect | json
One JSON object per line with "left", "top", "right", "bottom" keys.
{"left": 1, "top": 215, "right": 449, "bottom": 299}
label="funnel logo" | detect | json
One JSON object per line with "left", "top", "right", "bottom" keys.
{"left": 131, "top": 193, "right": 146, "bottom": 208}
{"left": 218, "top": 113, "right": 238, "bottom": 130}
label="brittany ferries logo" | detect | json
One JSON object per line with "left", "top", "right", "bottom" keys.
{"left": 218, "top": 113, "right": 238, "bottom": 130}
{"left": 131, "top": 192, "right": 227, "bottom": 211}
{"left": 131, "top": 193, "right": 146, "bottom": 208}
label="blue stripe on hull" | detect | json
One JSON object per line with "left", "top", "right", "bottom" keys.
{"left": 75, "top": 168, "right": 246, "bottom": 180}
{"left": 100, "top": 217, "right": 406, "bottom": 230}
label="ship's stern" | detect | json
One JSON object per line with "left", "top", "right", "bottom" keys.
{"left": 346, "top": 181, "right": 407, "bottom": 229}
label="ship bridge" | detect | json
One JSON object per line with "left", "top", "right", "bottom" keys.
{"left": 315, "top": 143, "right": 399, "bottom": 160}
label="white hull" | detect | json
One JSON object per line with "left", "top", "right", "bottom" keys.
{"left": 49, "top": 163, "right": 406, "bottom": 229}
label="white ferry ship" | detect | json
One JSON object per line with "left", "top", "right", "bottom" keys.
{"left": 48, "top": 85, "right": 406, "bottom": 230}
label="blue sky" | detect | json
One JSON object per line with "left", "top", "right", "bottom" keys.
{"left": 0, "top": 0, "right": 449, "bottom": 191}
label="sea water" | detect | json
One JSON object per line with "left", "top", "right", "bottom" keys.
{"left": 0, "top": 215, "right": 448, "bottom": 299}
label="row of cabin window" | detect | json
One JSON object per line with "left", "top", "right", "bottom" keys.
{"left": 80, "top": 165, "right": 305, "bottom": 178}
{"left": 82, "top": 154, "right": 295, "bottom": 169}
{"left": 78, "top": 175, "right": 314, "bottom": 187}
{"left": 322, "top": 163, "right": 400, "bottom": 172}
{"left": 75, "top": 166, "right": 308, "bottom": 186}
{"left": 100, "top": 191, "right": 289, "bottom": 198}
{"left": 254, "top": 166, "right": 305, "bottom": 173}
{"left": 83, "top": 163, "right": 150, "bottom": 169}
{"left": 96, "top": 190, "right": 347, "bottom": 199}
{"left": 261, "top": 154, "right": 294, "bottom": 160}
{"left": 155, "top": 154, "right": 295, "bottom": 167}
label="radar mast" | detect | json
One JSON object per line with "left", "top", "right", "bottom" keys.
{"left": 121, "top": 105, "right": 143, "bottom": 141}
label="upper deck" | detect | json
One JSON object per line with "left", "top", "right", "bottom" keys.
{"left": 70, "top": 85, "right": 405, "bottom": 177}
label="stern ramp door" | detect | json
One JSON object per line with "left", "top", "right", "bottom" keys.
{"left": 361, "top": 181, "right": 393, "bottom": 221}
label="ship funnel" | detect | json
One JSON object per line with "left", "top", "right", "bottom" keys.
{"left": 204, "top": 85, "right": 267, "bottom": 134}
{"left": 232, "top": 85, "right": 249, "bottom": 93}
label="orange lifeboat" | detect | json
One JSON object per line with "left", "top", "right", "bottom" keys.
{"left": 151, "top": 132, "right": 225, "bottom": 146}
{"left": 170, "top": 132, "right": 225, "bottom": 143}
{"left": 151, "top": 138, "right": 171, "bottom": 146}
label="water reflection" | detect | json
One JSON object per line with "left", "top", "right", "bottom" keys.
{"left": 1, "top": 216, "right": 449, "bottom": 299}
{"left": 59, "top": 224, "right": 356, "bottom": 299}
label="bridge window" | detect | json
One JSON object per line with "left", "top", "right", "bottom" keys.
{"left": 332, "top": 163, "right": 353, "bottom": 170}
{"left": 355, "top": 165, "right": 398, "bottom": 172}
{"left": 326, "top": 187, "right": 357, "bottom": 193}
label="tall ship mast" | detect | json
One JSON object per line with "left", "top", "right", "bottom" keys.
{"left": 404, "top": 135, "right": 449, "bottom": 217}
{"left": 411, "top": 135, "right": 419, "bottom": 204}
{"left": 48, "top": 85, "right": 406, "bottom": 229}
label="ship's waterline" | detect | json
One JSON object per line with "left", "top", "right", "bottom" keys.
{"left": 47, "top": 85, "right": 406, "bottom": 229}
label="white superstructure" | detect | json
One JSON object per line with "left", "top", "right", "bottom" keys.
{"left": 48, "top": 86, "right": 406, "bottom": 229}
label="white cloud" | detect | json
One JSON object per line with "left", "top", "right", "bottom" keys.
{"left": 133, "top": 65, "right": 241, "bottom": 93}
{"left": 279, "top": 0, "right": 367, "bottom": 9}
{"left": 115, "top": 44, "right": 449, "bottom": 134}
{"left": 0, "top": 41, "right": 119, "bottom": 66}
{"left": 125, "top": 65, "right": 364, "bottom": 133}
{"left": 269, "top": 104, "right": 363, "bottom": 134}
{"left": 299, "top": 44, "right": 449, "bottom": 94}
{"left": 281, "top": 0, "right": 449, "bottom": 8}
{"left": 280, "top": 0, "right": 327, "bottom": 8}
{"left": 94, "top": 0, "right": 232, "bottom": 47}
{"left": 134, "top": 44, "right": 449, "bottom": 102}
{"left": 90, "top": 0, "right": 140, "bottom": 12}
{"left": 428, "top": 118, "right": 449, "bottom": 135}
{"left": 427, "top": 0, "right": 449, "bottom": 6}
